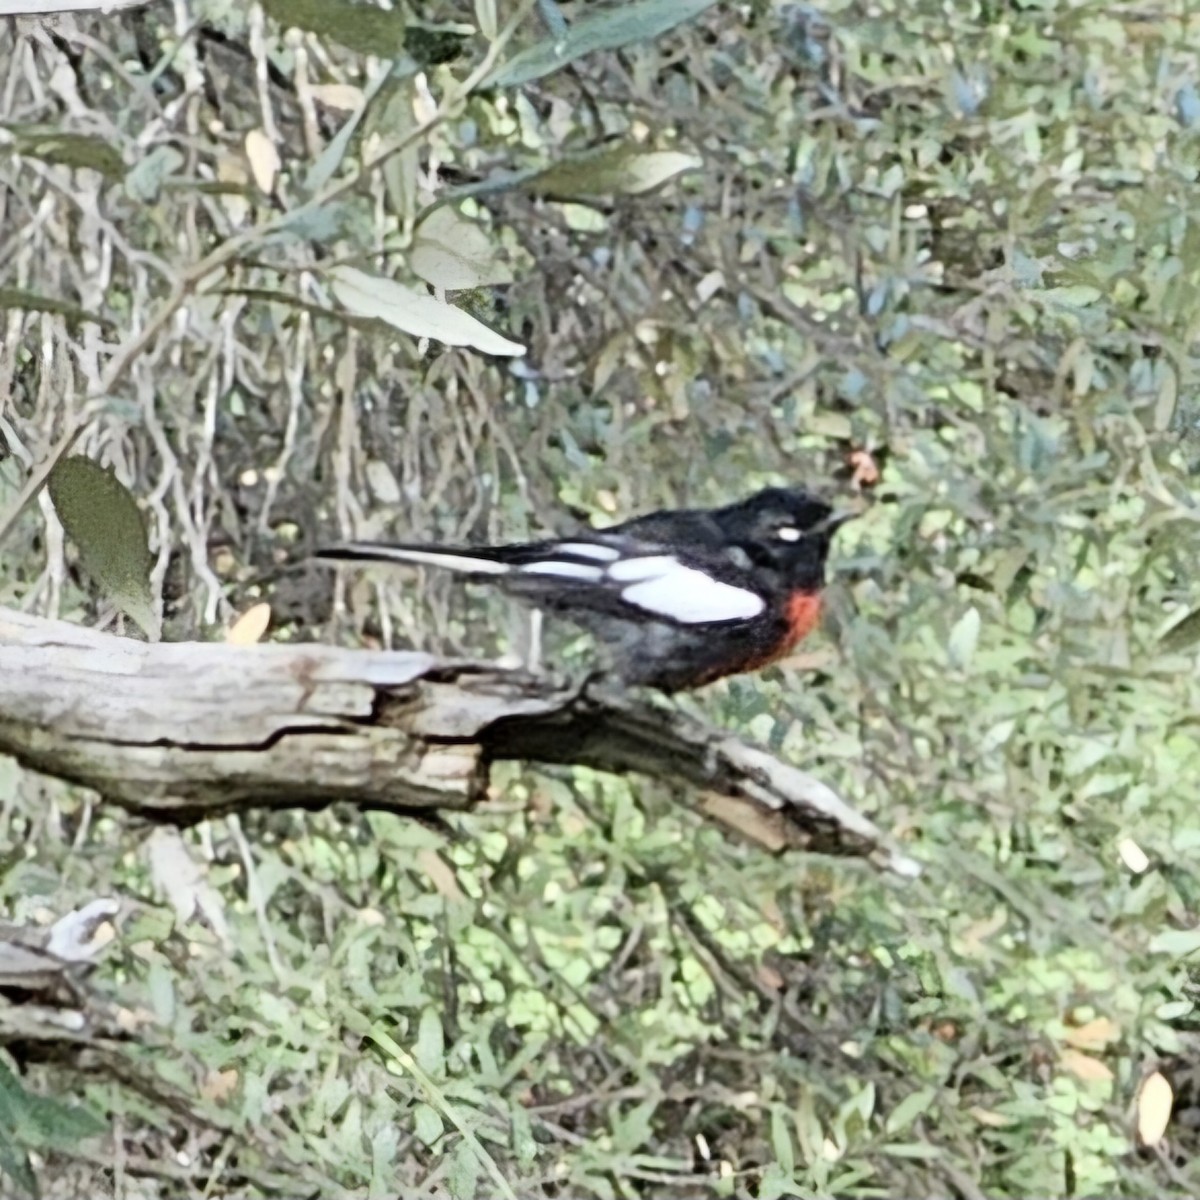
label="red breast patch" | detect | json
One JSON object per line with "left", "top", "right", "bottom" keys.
{"left": 736, "top": 590, "right": 823, "bottom": 675}
{"left": 782, "top": 590, "right": 823, "bottom": 649}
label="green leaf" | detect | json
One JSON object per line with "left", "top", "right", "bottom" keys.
{"left": 0, "top": 288, "right": 108, "bottom": 329}
{"left": 412, "top": 1101, "right": 444, "bottom": 1146}
{"left": 19, "top": 1091, "right": 107, "bottom": 1147}
{"left": 510, "top": 1103, "right": 536, "bottom": 1167}
{"left": 329, "top": 265, "right": 525, "bottom": 356}
{"left": 47, "top": 456, "right": 158, "bottom": 640}
{"left": 414, "top": 1007, "right": 445, "bottom": 1075}
{"left": 1148, "top": 928, "right": 1200, "bottom": 958}
{"left": 260, "top": 0, "right": 407, "bottom": 58}
{"left": 885, "top": 1086, "right": 938, "bottom": 1134}
{"left": 880, "top": 1141, "right": 944, "bottom": 1159}
{"left": 0, "top": 1140, "right": 37, "bottom": 1200}
{"left": 303, "top": 64, "right": 396, "bottom": 196}
{"left": 446, "top": 1140, "right": 481, "bottom": 1200}
{"left": 1159, "top": 607, "right": 1200, "bottom": 653}
{"left": 410, "top": 206, "right": 513, "bottom": 289}
{"left": 1040, "top": 285, "right": 1102, "bottom": 308}
{"left": 0, "top": 1056, "right": 104, "bottom": 1198}
{"left": 947, "top": 606, "right": 981, "bottom": 668}
{"left": 486, "top": 0, "right": 721, "bottom": 88}
{"left": 368, "top": 78, "right": 421, "bottom": 224}
{"left": 4, "top": 129, "right": 125, "bottom": 179}
{"left": 427, "top": 145, "right": 699, "bottom": 217}
{"left": 522, "top": 145, "right": 702, "bottom": 198}
{"left": 769, "top": 1106, "right": 795, "bottom": 1176}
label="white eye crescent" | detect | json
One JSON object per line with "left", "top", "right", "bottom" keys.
{"left": 776, "top": 526, "right": 802, "bottom": 542}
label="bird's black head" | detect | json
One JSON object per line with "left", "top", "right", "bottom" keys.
{"left": 714, "top": 486, "right": 852, "bottom": 588}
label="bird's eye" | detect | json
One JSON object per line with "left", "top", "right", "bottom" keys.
{"left": 776, "top": 526, "right": 802, "bottom": 542}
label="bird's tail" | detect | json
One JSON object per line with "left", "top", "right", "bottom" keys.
{"left": 316, "top": 543, "right": 513, "bottom": 577}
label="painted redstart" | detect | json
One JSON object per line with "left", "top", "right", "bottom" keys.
{"left": 319, "top": 486, "right": 851, "bottom": 692}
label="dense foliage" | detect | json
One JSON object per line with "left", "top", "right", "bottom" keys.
{"left": 3, "top": 0, "right": 1200, "bottom": 1195}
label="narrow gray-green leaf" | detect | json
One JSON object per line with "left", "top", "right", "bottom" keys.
{"left": 330, "top": 265, "right": 525, "bottom": 356}
{"left": 524, "top": 144, "right": 701, "bottom": 198}
{"left": 429, "top": 148, "right": 700, "bottom": 210}
{"left": 367, "top": 78, "right": 422, "bottom": 225}
{"left": 486, "top": 0, "right": 720, "bottom": 88}
{"left": 260, "top": 0, "right": 407, "bottom": 58}
{"left": 303, "top": 64, "right": 396, "bottom": 196}
{"left": 6, "top": 129, "right": 125, "bottom": 178}
{"left": 414, "top": 1007, "right": 445, "bottom": 1075}
{"left": 0, "top": 287, "right": 108, "bottom": 328}
{"left": 47, "top": 456, "right": 159, "bottom": 640}
{"left": 947, "top": 606, "right": 981, "bottom": 669}
{"left": 410, "top": 206, "right": 513, "bottom": 289}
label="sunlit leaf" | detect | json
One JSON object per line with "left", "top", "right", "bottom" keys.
{"left": 947, "top": 606, "right": 981, "bottom": 668}
{"left": 329, "top": 265, "right": 525, "bottom": 356}
{"left": 244, "top": 129, "right": 281, "bottom": 195}
{"left": 1148, "top": 927, "right": 1200, "bottom": 957}
{"left": 47, "top": 455, "right": 158, "bottom": 640}
{"left": 1059, "top": 1049, "right": 1114, "bottom": 1084}
{"left": 1137, "top": 1071, "right": 1173, "bottom": 1146}
{"left": 1117, "top": 837, "right": 1150, "bottom": 874}
{"left": 226, "top": 602, "right": 271, "bottom": 646}
{"left": 410, "top": 206, "right": 513, "bottom": 289}
{"left": 525, "top": 145, "right": 702, "bottom": 198}
{"left": 474, "top": 0, "right": 497, "bottom": 40}
{"left": 486, "top": 0, "right": 721, "bottom": 88}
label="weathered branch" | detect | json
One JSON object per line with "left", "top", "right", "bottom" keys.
{"left": 0, "top": 607, "right": 919, "bottom": 876}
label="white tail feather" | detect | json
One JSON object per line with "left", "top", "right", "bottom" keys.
{"left": 328, "top": 545, "right": 511, "bottom": 575}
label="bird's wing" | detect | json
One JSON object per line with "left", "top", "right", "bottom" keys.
{"left": 318, "top": 537, "right": 765, "bottom": 625}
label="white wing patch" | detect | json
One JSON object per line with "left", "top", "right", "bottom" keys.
{"left": 556, "top": 541, "right": 621, "bottom": 562}
{"left": 517, "top": 550, "right": 762, "bottom": 622}
{"left": 615, "top": 557, "right": 764, "bottom": 623}
{"left": 522, "top": 560, "right": 604, "bottom": 580}
{"left": 607, "top": 554, "right": 677, "bottom": 582}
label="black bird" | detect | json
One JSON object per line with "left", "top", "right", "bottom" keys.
{"left": 319, "top": 486, "right": 851, "bottom": 693}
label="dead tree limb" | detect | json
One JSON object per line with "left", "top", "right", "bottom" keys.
{"left": 0, "top": 607, "right": 919, "bottom": 876}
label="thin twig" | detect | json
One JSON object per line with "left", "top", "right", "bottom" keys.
{"left": 0, "top": 0, "right": 536, "bottom": 545}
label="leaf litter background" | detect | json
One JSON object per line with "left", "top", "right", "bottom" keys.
{"left": 2, "top": 0, "right": 1200, "bottom": 1196}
